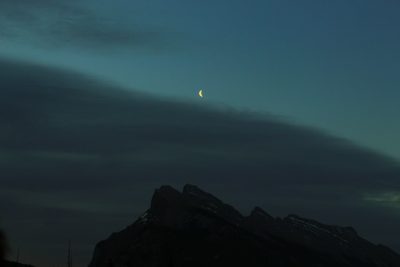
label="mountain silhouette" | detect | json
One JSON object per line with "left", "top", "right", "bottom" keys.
{"left": 88, "top": 185, "right": 400, "bottom": 267}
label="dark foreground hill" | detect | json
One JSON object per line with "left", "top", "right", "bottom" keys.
{"left": 88, "top": 185, "right": 400, "bottom": 267}
{"left": 4, "top": 262, "right": 33, "bottom": 267}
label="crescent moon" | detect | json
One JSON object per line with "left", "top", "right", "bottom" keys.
{"left": 198, "top": 89, "right": 203, "bottom": 98}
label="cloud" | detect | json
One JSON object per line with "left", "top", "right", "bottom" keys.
{"left": 1, "top": 57, "right": 400, "bottom": 266}
{"left": 0, "top": 0, "right": 164, "bottom": 50}
{"left": 365, "top": 192, "right": 400, "bottom": 205}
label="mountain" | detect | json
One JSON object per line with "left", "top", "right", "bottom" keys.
{"left": 88, "top": 185, "right": 400, "bottom": 267}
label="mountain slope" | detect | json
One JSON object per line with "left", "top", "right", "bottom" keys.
{"left": 88, "top": 185, "right": 400, "bottom": 267}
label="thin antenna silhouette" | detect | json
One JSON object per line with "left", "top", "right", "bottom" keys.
{"left": 67, "top": 241, "right": 72, "bottom": 267}
{"left": 15, "top": 247, "right": 20, "bottom": 263}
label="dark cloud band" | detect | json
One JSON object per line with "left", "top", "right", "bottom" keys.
{"left": 1, "top": 57, "right": 400, "bottom": 266}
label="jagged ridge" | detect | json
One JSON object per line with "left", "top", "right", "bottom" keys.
{"left": 88, "top": 184, "right": 400, "bottom": 267}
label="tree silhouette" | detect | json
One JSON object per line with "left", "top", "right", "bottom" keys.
{"left": 0, "top": 229, "right": 8, "bottom": 267}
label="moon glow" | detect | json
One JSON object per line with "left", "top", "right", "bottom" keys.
{"left": 198, "top": 89, "right": 203, "bottom": 98}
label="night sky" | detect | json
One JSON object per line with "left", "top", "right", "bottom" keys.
{"left": 1, "top": 1, "right": 400, "bottom": 267}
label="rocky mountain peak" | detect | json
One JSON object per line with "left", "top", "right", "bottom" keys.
{"left": 150, "top": 185, "right": 181, "bottom": 210}
{"left": 89, "top": 185, "right": 400, "bottom": 267}
{"left": 249, "top": 206, "right": 274, "bottom": 221}
{"left": 182, "top": 184, "right": 244, "bottom": 225}
{"left": 284, "top": 214, "right": 360, "bottom": 242}
{"left": 149, "top": 185, "right": 183, "bottom": 226}
{"left": 148, "top": 184, "right": 244, "bottom": 227}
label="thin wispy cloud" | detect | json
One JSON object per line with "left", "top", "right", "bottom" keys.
{"left": 365, "top": 192, "right": 400, "bottom": 206}
{"left": 0, "top": 0, "right": 164, "bottom": 50}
